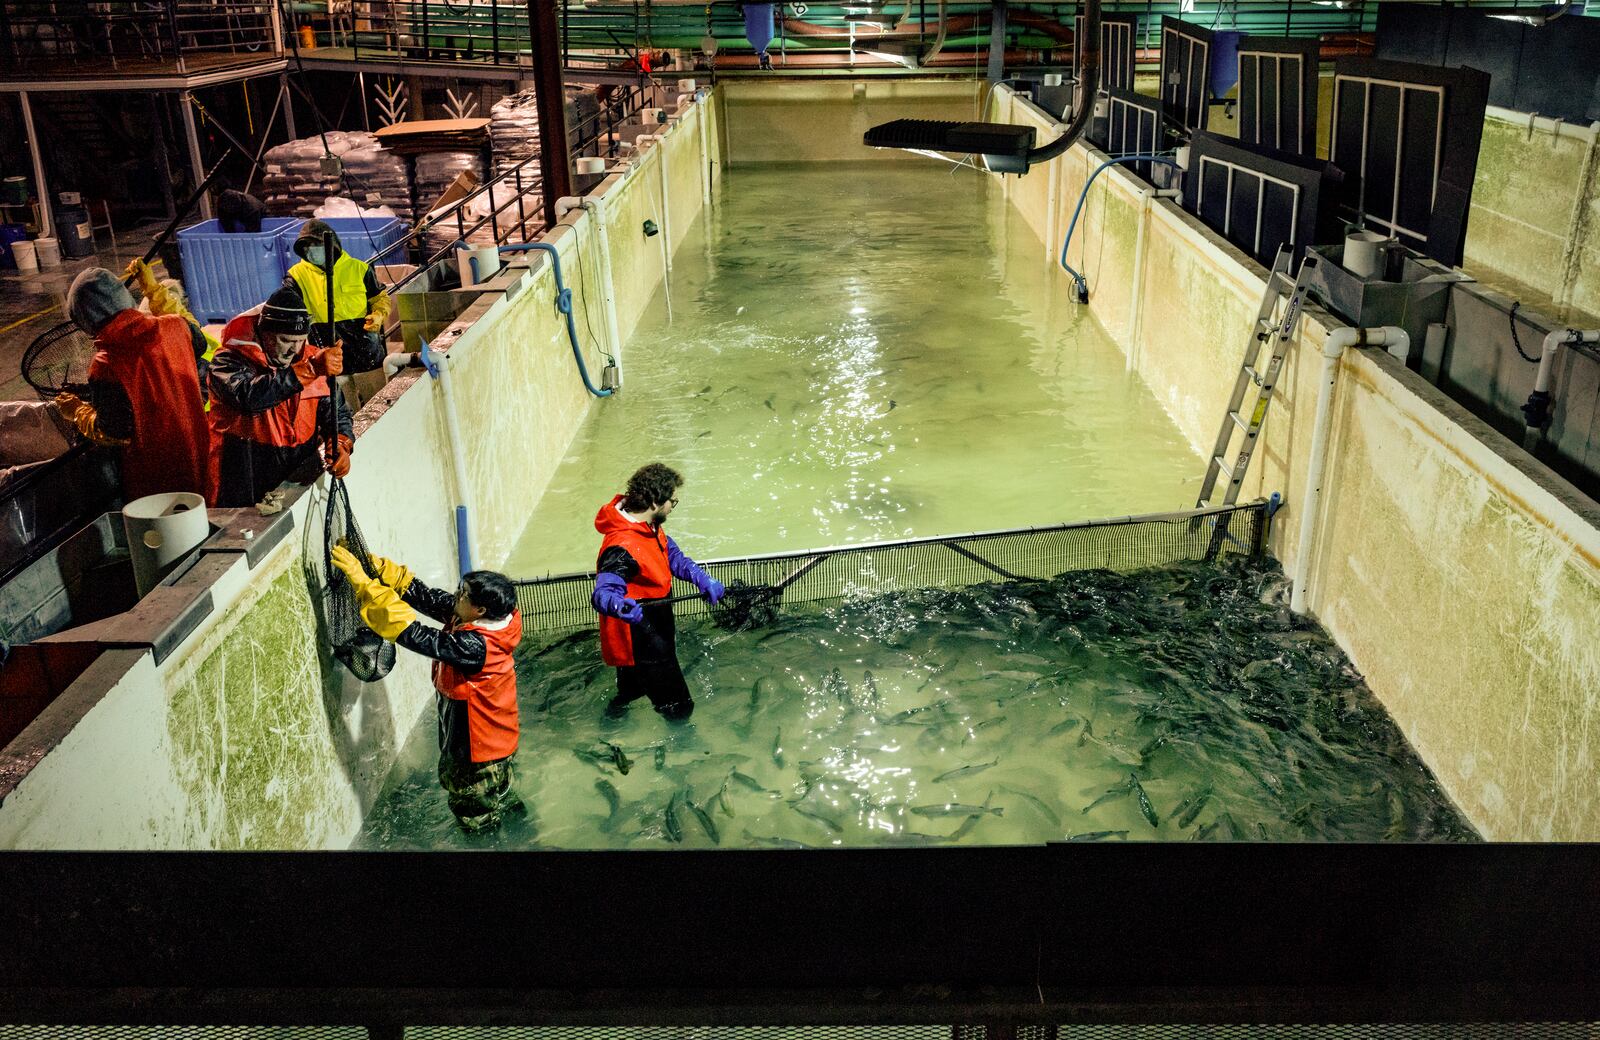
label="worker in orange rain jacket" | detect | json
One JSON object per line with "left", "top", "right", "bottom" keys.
{"left": 331, "top": 547, "right": 525, "bottom": 832}
{"left": 55, "top": 263, "right": 216, "bottom": 503}
{"left": 208, "top": 284, "right": 351, "bottom": 508}
{"left": 590, "top": 462, "right": 725, "bottom": 722}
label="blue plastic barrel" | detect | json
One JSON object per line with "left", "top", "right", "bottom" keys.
{"left": 176, "top": 217, "right": 301, "bottom": 323}
{"left": 1208, "top": 31, "right": 1247, "bottom": 99}
{"left": 0, "top": 224, "right": 27, "bottom": 270}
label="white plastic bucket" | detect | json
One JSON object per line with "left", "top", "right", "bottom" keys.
{"left": 122, "top": 491, "right": 209, "bottom": 597}
{"left": 1344, "top": 230, "right": 1387, "bottom": 279}
{"left": 32, "top": 237, "right": 60, "bottom": 268}
{"left": 9, "top": 238, "right": 37, "bottom": 272}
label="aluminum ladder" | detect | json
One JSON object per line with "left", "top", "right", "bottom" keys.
{"left": 1195, "top": 246, "right": 1319, "bottom": 510}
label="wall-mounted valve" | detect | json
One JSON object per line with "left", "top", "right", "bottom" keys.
{"left": 643, "top": 219, "right": 660, "bottom": 238}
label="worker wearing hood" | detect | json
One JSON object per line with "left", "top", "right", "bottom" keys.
{"left": 285, "top": 218, "right": 390, "bottom": 373}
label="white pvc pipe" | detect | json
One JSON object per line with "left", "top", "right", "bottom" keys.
{"left": 1290, "top": 325, "right": 1409, "bottom": 615}
{"left": 433, "top": 348, "right": 476, "bottom": 575}
{"left": 1523, "top": 326, "right": 1600, "bottom": 450}
{"left": 18, "top": 92, "right": 52, "bottom": 238}
{"left": 697, "top": 94, "right": 712, "bottom": 208}
{"left": 1043, "top": 149, "right": 1061, "bottom": 262}
{"left": 580, "top": 195, "right": 624, "bottom": 384}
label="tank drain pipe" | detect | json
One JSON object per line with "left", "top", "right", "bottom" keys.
{"left": 1060, "top": 155, "right": 1181, "bottom": 304}
{"left": 1290, "top": 325, "right": 1409, "bottom": 615}
{"left": 498, "top": 241, "right": 614, "bottom": 397}
{"left": 1125, "top": 182, "right": 1185, "bottom": 370}
{"left": 695, "top": 89, "right": 713, "bottom": 207}
{"left": 1520, "top": 327, "right": 1600, "bottom": 450}
{"left": 418, "top": 337, "right": 475, "bottom": 577}
{"left": 637, "top": 135, "right": 675, "bottom": 321}
{"left": 557, "top": 194, "right": 624, "bottom": 387}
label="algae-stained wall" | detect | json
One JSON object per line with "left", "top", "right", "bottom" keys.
{"left": 719, "top": 78, "right": 982, "bottom": 164}
{"left": 1463, "top": 111, "right": 1600, "bottom": 325}
{"left": 993, "top": 84, "right": 1600, "bottom": 840}
{"left": 0, "top": 95, "right": 717, "bottom": 849}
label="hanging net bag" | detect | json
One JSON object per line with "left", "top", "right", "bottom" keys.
{"left": 323, "top": 475, "right": 397, "bottom": 682}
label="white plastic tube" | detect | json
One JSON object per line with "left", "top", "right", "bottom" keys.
{"left": 1290, "top": 325, "right": 1409, "bottom": 615}
{"left": 697, "top": 96, "right": 712, "bottom": 207}
{"left": 1523, "top": 326, "right": 1600, "bottom": 449}
{"left": 1126, "top": 186, "right": 1182, "bottom": 372}
{"left": 423, "top": 343, "right": 475, "bottom": 576}
{"left": 579, "top": 195, "right": 624, "bottom": 383}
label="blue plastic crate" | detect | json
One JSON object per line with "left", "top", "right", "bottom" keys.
{"left": 177, "top": 218, "right": 301, "bottom": 324}
{"left": 288, "top": 217, "right": 410, "bottom": 265}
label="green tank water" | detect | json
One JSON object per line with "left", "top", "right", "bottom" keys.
{"left": 504, "top": 163, "right": 1201, "bottom": 575}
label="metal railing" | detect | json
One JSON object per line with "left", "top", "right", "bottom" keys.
{"left": 361, "top": 79, "right": 655, "bottom": 304}
{"left": 0, "top": 0, "right": 278, "bottom": 75}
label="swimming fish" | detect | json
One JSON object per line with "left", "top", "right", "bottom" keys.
{"left": 790, "top": 803, "right": 843, "bottom": 833}
{"left": 688, "top": 799, "right": 721, "bottom": 844}
{"left": 933, "top": 759, "right": 999, "bottom": 783}
{"left": 1076, "top": 716, "right": 1095, "bottom": 748}
{"left": 763, "top": 396, "right": 774, "bottom": 410}
{"left": 1082, "top": 776, "right": 1135, "bottom": 814}
{"left": 1045, "top": 718, "right": 1081, "bottom": 738}
{"left": 743, "top": 830, "right": 810, "bottom": 849}
{"left": 888, "top": 400, "right": 897, "bottom": 411}
{"left": 1174, "top": 786, "right": 1213, "bottom": 829}
{"left": 594, "top": 778, "right": 621, "bottom": 820}
{"left": 654, "top": 745, "right": 667, "bottom": 771}
{"left": 663, "top": 793, "right": 684, "bottom": 843}
{"left": 694, "top": 384, "right": 712, "bottom": 396}
{"left": 1131, "top": 774, "right": 1160, "bottom": 828}
{"left": 910, "top": 802, "right": 1004, "bottom": 818}
{"left": 772, "top": 728, "right": 785, "bottom": 768}
{"left": 862, "top": 670, "right": 881, "bottom": 706}
{"left": 997, "top": 783, "right": 1061, "bottom": 827}
{"left": 605, "top": 742, "right": 633, "bottom": 775}
{"left": 1191, "top": 819, "right": 1221, "bottom": 841}
{"left": 949, "top": 792, "right": 995, "bottom": 841}
{"left": 696, "top": 430, "right": 712, "bottom": 438}
{"left": 1065, "top": 829, "right": 1129, "bottom": 842}
{"left": 730, "top": 770, "right": 770, "bottom": 793}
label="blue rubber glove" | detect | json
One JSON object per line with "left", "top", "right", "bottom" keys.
{"left": 666, "top": 537, "right": 723, "bottom": 605}
{"left": 592, "top": 571, "right": 645, "bottom": 624}
{"left": 702, "top": 577, "right": 726, "bottom": 605}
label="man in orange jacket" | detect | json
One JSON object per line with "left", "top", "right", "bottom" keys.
{"left": 590, "top": 462, "right": 724, "bottom": 722}
{"left": 332, "top": 546, "right": 525, "bottom": 832}
{"left": 55, "top": 264, "right": 216, "bottom": 503}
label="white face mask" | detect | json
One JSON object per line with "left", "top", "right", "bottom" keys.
{"left": 306, "top": 246, "right": 326, "bottom": 267}
{"left": 271, "top": 333, "right": 307, "bottom": 366}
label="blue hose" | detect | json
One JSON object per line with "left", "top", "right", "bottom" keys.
{"left": 1058, "top": 155, "right": 1182, "bottom": 304}
{"left": 498, "top": 241, "right": 614, "bottom": 397}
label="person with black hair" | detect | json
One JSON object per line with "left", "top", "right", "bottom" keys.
{"left": 330, "top": 548, "right": 525, "bottom": 832}
{"left": 591, "top": 462, "right": 724, "bottom": 722}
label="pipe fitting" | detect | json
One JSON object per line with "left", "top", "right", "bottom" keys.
{"left": 1522, "top": 327, "right": 1600, "bottom": 434}
{"left": 554, "top": 195, "right": 585, "bottom": 219}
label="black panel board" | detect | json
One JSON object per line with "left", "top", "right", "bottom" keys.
{"left": 1160, "top": 16, "right": 1215, "bottom": 133}
{"left": 1075, "top": 14, "right": 1138, "bottom": 96}
{"left": 1104, "top": 87, "right": 1169, "bottom": 179}
{"left": 1237, "top": 36, "right": 1320, "bottom": 158}
{"left": 1377, "top": 4, "right": 1600, "bottom": 125}
{"left": 1330, "top": 57, "right": 1490, "bottom": 267}
{"left": 1183, "top": 131, "right": 1341, "bottom": 266}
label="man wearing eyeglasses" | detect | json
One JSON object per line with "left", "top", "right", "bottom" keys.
{"left": 591, "top": 462, "right": 724, "bottom": 722}
{"left": 331, "top": 547, "right": 525, "bottom": 832}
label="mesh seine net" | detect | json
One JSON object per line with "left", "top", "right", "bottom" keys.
{"left": 324, "top": 475, "right": 397, "bottom": 681}
{"left": 512, "top": 502, "right": 1270, "bottom": 637}
{"left": 20, "top": 319, "right": 99, "bottom": 401}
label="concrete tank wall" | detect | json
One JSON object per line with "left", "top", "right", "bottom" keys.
{"left": 0, "top": 91, "right": 718, "bottom": 849}
{"left": 996, "top": 88, "right": 1600, "bottom": 841}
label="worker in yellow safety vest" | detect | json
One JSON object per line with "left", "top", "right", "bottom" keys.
{"left": 285, "top": 219, "right": 392, "bottom": 373}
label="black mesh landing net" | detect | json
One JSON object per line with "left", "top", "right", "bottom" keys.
{"left": 324, "top": 476, "right": 397, "bottom": 682}
{"left": 21, "top": 319, "right": 98, "bottom": 401}
{"left": 512, "top": 501, "right": 1271, "bottom": 637}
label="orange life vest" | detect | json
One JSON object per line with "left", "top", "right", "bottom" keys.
{"left": 433, "top": 609, "right": 523, "bottom": 762}
{"left": 593, "top": 494, "right": 673, "bottom": 667}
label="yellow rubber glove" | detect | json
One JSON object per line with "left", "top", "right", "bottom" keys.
{"left": 331, "top": 545, "right": 416, "bottom": 641}
{"left": 125, "top": 259, "right": 194, "bottom": 324}
{"left": 366, "top": 553, "right": 414, "bottom": 594}
{"left": 358, "top": 582, "right": 418, "bottom": 641}
{"left": 330, "top": 543, "right": 373, "bottom": 587}
{"left": 363, "top": 290, "right": 392, "bottom": 333}
{"left": 53, "top": 391, "right": 130, "bottom": 448}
